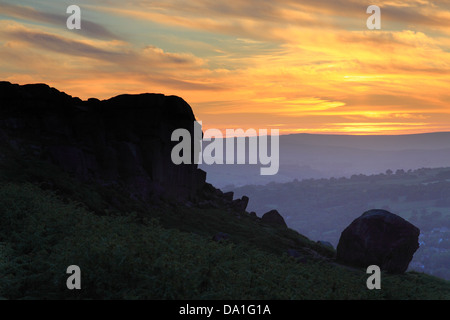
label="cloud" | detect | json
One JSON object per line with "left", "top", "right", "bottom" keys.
{"left": 1, "top": 0, "right": 450, "bottom": 135}
{"left": 105, "top": 0, "right": 450, "bottom": 37}
{"left": 3, "top": 27, "right": 122, "bottom": 60}
{"left": 0, "top": 20, "right": 220, "bottom": 96}
{"left": 0, "top": 1, "right": 122, "bottom": 40}
{"left": 0, "top": 21, "right": 207, "bottom": 66}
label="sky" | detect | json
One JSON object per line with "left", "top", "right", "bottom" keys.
{"left": 1, "top": 0, "right": 450, "bottom": 135}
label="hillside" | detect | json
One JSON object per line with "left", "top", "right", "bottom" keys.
{"left": 0, "top": 82, "right": 449, "bottom": 300}
{"left": 1, "top": 141, "right": 449, "bottom": 299}
{"left": 228, "top": 167, "right": 450, "bottom": 280}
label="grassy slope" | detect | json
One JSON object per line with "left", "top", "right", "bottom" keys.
{"left": 0, "top": 144, "right": 449, "bottom": 299}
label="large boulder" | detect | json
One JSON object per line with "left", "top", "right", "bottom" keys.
{"left": 0, "top": 81, "right": 207, "bottom": 202}
{"left": 261, "top": 209, "right": 287, "bottom": 228}
{"left": 336, "top": 209, "right": 420, "bottom": 274}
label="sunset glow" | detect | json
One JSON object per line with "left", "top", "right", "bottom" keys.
{"left": 1, "top": 0, "right": 450, "bottom": 135}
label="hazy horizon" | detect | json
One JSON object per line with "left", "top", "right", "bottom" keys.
{"left": 199, "top": 131, "right": 450, "bottom": 188}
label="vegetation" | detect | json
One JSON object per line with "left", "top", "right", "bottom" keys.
{"left": 0, "top": 143, "right": 449, "bottom": 299}
{"left": 1, "top": 183, "right": 449, "bottom": 300}
{"left": 229, "top": 167, "right": 450, "bottom": 280}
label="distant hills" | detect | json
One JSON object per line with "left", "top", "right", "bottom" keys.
{"left": 227, "top": 166, "right": 450, "bottom": 280}
{"left": 201, "top": 132, "right": 450, "bottom": 188}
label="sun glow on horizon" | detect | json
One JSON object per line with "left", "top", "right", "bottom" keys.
{"left": 1, "top": 0, "right": 450, "bottom": 135}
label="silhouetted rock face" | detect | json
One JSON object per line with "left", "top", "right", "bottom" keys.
{"left": 232, "top": 196, "right": 249, "bottom": 213}
{"left": 261, "top": 209, "right": 287, "bottom": 228}
{"left": 337, "top": 209, "right": 420, "bottom": 274}
{"left": 0, "top": 81, "right": 206, "bottom": 201}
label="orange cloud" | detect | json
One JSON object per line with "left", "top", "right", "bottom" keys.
{"left": 1, "top": 1, "right": 450, "bottom": 135}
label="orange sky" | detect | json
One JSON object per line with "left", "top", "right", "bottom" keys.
{"left": 1, "top": 0, "right": 450, "bottom": 135}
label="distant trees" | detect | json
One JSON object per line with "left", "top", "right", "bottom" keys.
{"left": 230, "top": 166, "right": 450, "bottom": 280}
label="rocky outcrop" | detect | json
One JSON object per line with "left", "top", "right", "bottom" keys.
{"left": 336, "top": 209, "right": 420, "bottom": 274}
{"left": 0, "top": 81, "right": 206, "bottom": 202}
{"left": 261, "top": 209, "right": 287, "bottom": 228}
{"left": 232, "top": 196, "right": 249, "bottom": 213}
{"left": 196, "top": 183, "right": 251, "bottom": 214}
